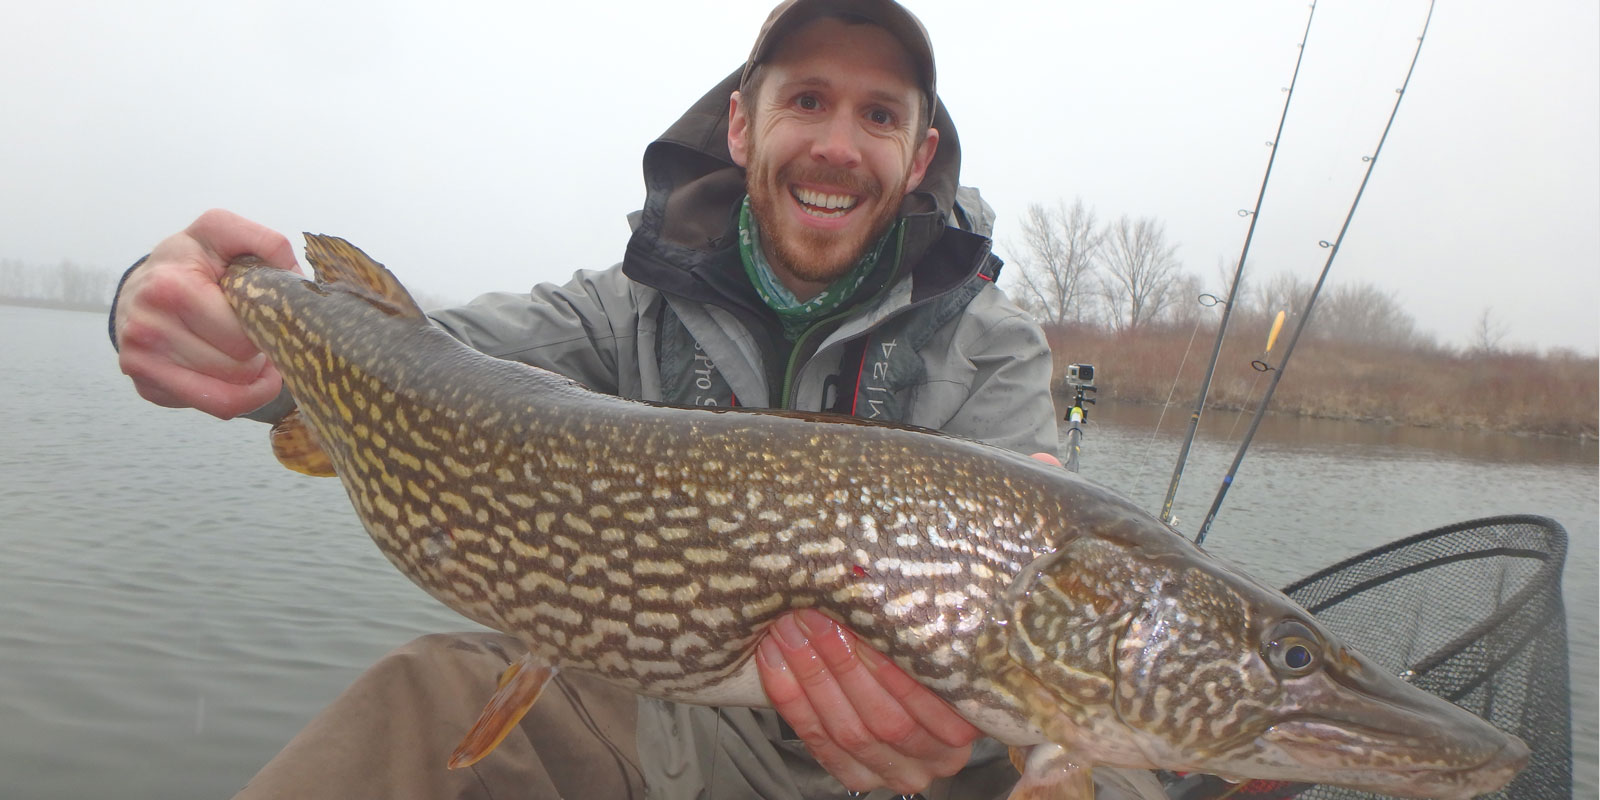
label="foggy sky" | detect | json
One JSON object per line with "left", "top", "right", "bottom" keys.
{"left": 3, "top": 0, "right": 1596, "bottom": 353}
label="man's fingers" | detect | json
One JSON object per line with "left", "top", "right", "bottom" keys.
{"left": 185, "top": 209, "right": 300, "bottom": 276}
{"left": 124, "top": 355, "right": 284, "bottom": 419}
{"left": 757, "top": 638, "right": 881, "bottom": 792}
{"left": 763, "top": 611, "right": 970, "bottom": 793}
{"left": 113, "top": 210, "right": 300, "bottom": 417}
{"left": 794, "top": 611, "right": 953, "bottom": 754}
{"left": 172, "top": 287, "right": 269, "bottom": 364}
{"left": 851, "top": 643, "right": 981, "bottom": 749}
{"left": 126, "top": 267, "right": 264, "bottom": 367}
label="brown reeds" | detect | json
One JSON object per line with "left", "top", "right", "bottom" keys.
{"left": 1044, "top": 322, "right": 1599, "bottom": 440}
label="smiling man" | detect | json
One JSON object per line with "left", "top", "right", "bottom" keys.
{"left": 110, "top": 1, "right": 1058, "bottom": 798}
{"left": 732, "top": 14, "right": 939, "bottom": 301}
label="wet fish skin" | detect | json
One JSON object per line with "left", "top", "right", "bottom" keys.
{"left": 218, "top": 235, "right": 1528, "bottom": 798}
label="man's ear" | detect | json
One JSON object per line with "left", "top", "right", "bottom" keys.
{"left": 903, "top": 127, "right": 940, "bottom": 194}
{"left": 727, "top": 91, "right": 750, "bottom": 168}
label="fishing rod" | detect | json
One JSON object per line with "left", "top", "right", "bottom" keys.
{"left": 1159, "top": 1, "right": 1321, "bottom": 526}
{"left": 1194, "top": 0, "right": 1438, "bottom": 546}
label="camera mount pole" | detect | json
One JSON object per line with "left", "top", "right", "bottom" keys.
{"left": 1194, "top": 0, "right": 1436, "bottom": 545}
{"left": 1061, "top": 378, "right": 1096, "bottom": 473}
{"left": 1159, "top": 1, "right": 1320, "bottom": 529}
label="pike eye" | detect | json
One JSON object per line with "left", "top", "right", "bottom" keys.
{"left": 1264, "top": 619, "right": 1321, "bottom": 676}
{"left": 1284, "top": 644, "right": 1312, "bottom": 669}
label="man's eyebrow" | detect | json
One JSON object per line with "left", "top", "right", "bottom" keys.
{"left": 772, "top": 76, "right": 913, "bottom": 110}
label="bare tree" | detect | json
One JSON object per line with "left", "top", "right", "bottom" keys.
{"left": 1314, "top": 282, "right": 1417, "bottom": 346}
{"left": 1250, "top": 270, "right": 1312, "bottom": 319}
{"left": 1162, "top": 271, "right": 1208, "bottom": 328}
{"left": 1008, "top": 198, "right": 1103, "bottom": 326}
{"left": 1211, "top": 255, "right": 1247, "bottom": 307}
{"left": 56, "top": 260, "right": 114, "bottom": 306}
{"left": 0, "top": 258, "right": 30, "bottom": 298}
{"left": 1099, "top": 214, "right": 1182, "bottom": 331}
{"left": 1470, "top": 307, "right": 1508, "bottom": 353}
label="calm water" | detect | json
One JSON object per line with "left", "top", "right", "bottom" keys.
{"left": 2, "top": 305, "right": 1595, "bottom": 798}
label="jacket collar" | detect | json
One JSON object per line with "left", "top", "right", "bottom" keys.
{"left": 621, "top": 68, "right": 989, "bottom": 317}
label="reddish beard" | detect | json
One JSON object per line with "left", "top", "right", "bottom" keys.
{"left": 746, "top": 158, "right": 906, "bottom": 284}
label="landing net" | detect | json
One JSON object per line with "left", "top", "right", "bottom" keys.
{"left": 1172, "top": 514, "right": 1572, "bottom": 800}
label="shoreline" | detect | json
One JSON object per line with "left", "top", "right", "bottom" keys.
{"left": 1062, "top": 391, "right": 1599, "bottom": 443}
{"left": 0, "top": 297, "right": 111, "bottom": 313}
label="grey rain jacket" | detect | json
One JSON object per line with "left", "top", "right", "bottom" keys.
{"left": 108, "top": 68, "right": 1058, "bottom": 799}
{"left": 426, "top": 69, "right": 1058, "bottom": 460}
{"left": 426, "top": 74, "right": 1059, "bottom": 797}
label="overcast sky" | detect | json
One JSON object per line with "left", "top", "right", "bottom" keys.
{"left": 3, "top": 0, "right": 1596, "bottom": 353}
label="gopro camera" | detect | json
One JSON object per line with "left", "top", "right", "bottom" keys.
{"left": 1065, "top": 363, "right": 1095, "bottom": 386}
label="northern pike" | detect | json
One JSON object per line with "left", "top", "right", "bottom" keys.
{"left": 219, "top": 234, "right": 1528, "bottom": 799}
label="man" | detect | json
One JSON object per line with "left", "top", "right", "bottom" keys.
{"left": 111, "top": 1, "right": 1059, "bottom": 797}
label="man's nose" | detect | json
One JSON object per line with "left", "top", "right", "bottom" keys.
{"left": 810, "top": 113, "right": 862, "bottom": 168}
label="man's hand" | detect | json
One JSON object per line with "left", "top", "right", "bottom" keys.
{"left": 757, "top": 608, "right": 979, "bottom": 794}
{"left": 755, "top": 454, "right": 1059, "bottom": 794}
{"left": 114, "top": 209, "right": 300, "bottom": 418}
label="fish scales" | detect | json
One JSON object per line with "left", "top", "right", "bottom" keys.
{"left": 218, "top": 235, "right": 1528, "bottom": 799}
{"left": 230, "top": 255, "right": 1069, "bottom": 706}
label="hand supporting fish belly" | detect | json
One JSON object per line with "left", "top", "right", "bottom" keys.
{"left": 220, "top": 234, "right": 1529, "bottom": 799}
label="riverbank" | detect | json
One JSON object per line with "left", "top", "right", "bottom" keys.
{"left": 1045, "top": 321, "right": 1599, "bottom": 440}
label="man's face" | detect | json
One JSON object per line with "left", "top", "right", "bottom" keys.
{"left": 728, "top": 17, "right": 940, "bottom": 292}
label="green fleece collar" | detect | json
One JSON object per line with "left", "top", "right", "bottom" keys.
{"left": 738, "top": 196, "right": 901, "bottom": 341}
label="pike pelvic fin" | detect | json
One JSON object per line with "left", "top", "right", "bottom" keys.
{"left": 269, "top": 408, "right": 335, "bottom": 477}
{"left": 447, "top": 653, "right": 557, "bottom": 769}
{"left": 1006, "top": 744, "right": 1095, "bottom": 800}
{"left": 301, "top": 233, "right": 425, "bottom": 319}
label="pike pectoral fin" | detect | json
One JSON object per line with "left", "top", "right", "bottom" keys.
{"left": 447, "top": 653, "right": 557, "bottom": 769}
{"left": 270, "top": 409, "right": 335, "bottom": 477}
{"left": 1006, "top": 744, "right": 1094, "bottom": 800}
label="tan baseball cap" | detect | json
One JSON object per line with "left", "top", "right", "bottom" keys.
{"left": 740, "top": 0, "right": 937, "bottom": 107}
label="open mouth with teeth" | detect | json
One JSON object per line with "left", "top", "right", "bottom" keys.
{"left": 793, "top": 186, "right": 859, "bottom": 219}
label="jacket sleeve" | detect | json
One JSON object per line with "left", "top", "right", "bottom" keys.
{"left": 426, "top": 264, "right": 645, "bottom": 397}
{"left": 926, "top": 285, "right": 1059, "bottom": 459}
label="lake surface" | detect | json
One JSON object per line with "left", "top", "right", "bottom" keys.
{"left": 2, "top": 304, "right": 1595, "bottom": 798}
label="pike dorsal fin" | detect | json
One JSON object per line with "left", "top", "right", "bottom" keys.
{"left": 301, "top": 233, "right": 425, "bottom": 319}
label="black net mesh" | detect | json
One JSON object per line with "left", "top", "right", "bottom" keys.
{"left": 1169, "top": 514, "right": 1572, "bottom": 800}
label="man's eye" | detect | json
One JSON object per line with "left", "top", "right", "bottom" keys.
{"left": 868, "top": 109, "right": 895, "bottom": 126}
{"left": 796, "top": 95, "right": 820, "bottom": 111}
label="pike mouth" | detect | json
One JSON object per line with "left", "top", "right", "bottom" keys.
{"left": 792, "top": 186, "right": 859, "bottom": 219}
{"left": 1260, "top": 717, "right": 1529, "bottom": 798}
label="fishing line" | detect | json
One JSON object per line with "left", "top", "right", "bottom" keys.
{"left": 1128, "top": 309, "right": 1208, "bottom": 509}
{"left": 1222, "top": 369, "right": 1265, "bottom": 445}
{"left": 1222, "top": 310, "right": 1287, "bottom": 444}
{"left": 1194, "top": 0, "right": 1438, "bottom": 545}
{"left": 1158, "top": 1, "right": 1322, "bottom": 527}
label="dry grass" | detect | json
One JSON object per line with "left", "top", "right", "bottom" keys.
{"left": 1044, "top": 321, "right": 1599, "bottom": 440}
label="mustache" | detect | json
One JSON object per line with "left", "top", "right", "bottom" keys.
{"left": 778, "top": 163, "right": 881, "bottom": 198}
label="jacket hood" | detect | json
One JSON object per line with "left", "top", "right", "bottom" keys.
{"left": 622, "top": 67, "right": 980, "bottom": 308}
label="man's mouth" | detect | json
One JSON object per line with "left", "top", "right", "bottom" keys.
{"left": 792, "top": 186, "right": 859, "bottom": 219}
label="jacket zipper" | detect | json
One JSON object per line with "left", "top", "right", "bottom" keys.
{"left": 779, "top": 225, "right": 909, "bottom": 408}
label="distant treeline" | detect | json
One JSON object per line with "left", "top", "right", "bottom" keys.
{"left": 0, "top": 258, "right": 119, "bottom": 311}
{"left": 1045, "top": 317, "right": 1599, "bottom": 440}
{"left": 1006, "top": 197, "right": 1596, "bottom": 439}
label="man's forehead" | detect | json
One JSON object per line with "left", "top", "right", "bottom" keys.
{"left": 741, "top": 0, "right": 936, "bottom": 105}
{"left": 764, "top": 17, "right": 922, "bottom": 97}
